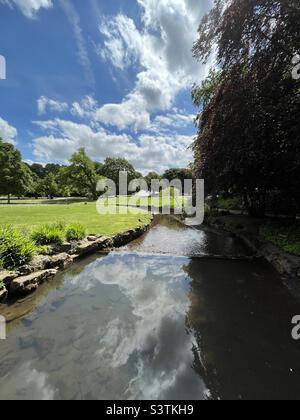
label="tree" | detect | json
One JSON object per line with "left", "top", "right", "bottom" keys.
{"left": 145, "top": 172, "right": 161, "bottom": 189}
{"left": 192, "top": 0, "right": 300, "bottom": 216}
{"left": 100, "top": 157, "right": 140, "bottom": 194}
{"left": 0, "top": 139, "right": 34, "bottom": 203}
{"left": 67, "top": 148, "right": 99, "bottom": 200}
{"left": 29, "top": 163, "right": 46, "bottom": 179}
{"left": 94, "top": 162, "right": 104, "bottom": 176}
{"left": 163, "top": 168, "right": 193, "bottom": 184}
{"left": 44, "top": 164, "right": 61, "bottom": 177}
{"left": 36, "top": 173, "right": 59, "bottom": 199}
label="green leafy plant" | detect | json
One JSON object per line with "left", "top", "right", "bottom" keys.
{"left": 36, "top": 245, "right": 51, "bottom": 255}
{"left": 217, "top": 196, "right": 242, "bottom": 211}
{"left": 31, "top": 223, "right": 65, "bottom": 246}
{"left": 66, "top": 223, "right": 86, "bottom": 242}
{"left": 0, "top": 280, "right": 5, "bottom": 291}
{"left": 52, "top": 221, "right": 66, "bottom": 231}
{"left": 260, "top": 224, "right": 300, "bottom": 256}
{"left": 0, "top": 226, "right": 36, "bottom": 269}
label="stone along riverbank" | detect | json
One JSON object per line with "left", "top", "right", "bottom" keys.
{"left": 0, "top": 219, "right": 153, "bottom": 302}
{"left": 205, "top": 214, "right": 300, "bottom": 294}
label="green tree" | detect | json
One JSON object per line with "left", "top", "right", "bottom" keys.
{"left": 28, "top": 163, "right": 46, "bottom": 179}
{"left": 163, "top": 168, "right": 193, "bottom": 184}
{"left": 67, "top": 148, "right": 99, "bottom": 200}
{"left": 0, "top": 139, "right": 34, "bottom": 204}
{"left": 36, "top": 173, "right": 59, "bottom": 198}
{"left": 145, "top": 172, "right": 161, "bottom": 189}
{"left": 100, "top": 157, "right": 139, "bottom": 194}
{"left": 44, "top": 163, "right": 61, "bottom": 176}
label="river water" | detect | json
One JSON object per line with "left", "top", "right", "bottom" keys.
{"left": 0, "top": 216, "right": 300, "bottom": 400}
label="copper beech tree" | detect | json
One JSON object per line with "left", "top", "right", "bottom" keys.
{"left": 192, "top": 0, "right": 300, "bottom": 216}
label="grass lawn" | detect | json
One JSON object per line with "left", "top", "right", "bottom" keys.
{"left": 0, "top": 202, "right": 152, "bottom": 237}
{"left": 105, "top": 195, "right": 188, "bottom": 209}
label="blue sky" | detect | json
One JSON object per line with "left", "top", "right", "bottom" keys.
{"left": 0, "top": 0, "right": 211, "bottom": 173}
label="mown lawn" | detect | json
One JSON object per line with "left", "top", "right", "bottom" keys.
{"left": 0, "top": 202, "right": 152, "bottom": 237}
{"left": 105, "top": 195, "right": 188, "bottom": 209}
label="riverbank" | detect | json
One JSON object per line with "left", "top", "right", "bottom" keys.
{"left": 205, "top": 214, "right": 300, "bottom": 284}
{"left": 0, "top": 216, "right": 153, "bottom": 302}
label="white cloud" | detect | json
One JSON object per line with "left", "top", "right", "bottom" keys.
{"left": 30, "top": 0, "right": 208, "bottom": 172}
{"left": 0, "top": 117, "right": 18, "bottom": 144}
{"left": 95, "top": 92, "right": 151, "bottom": 132}
{"left": 68, "top": 254, "right": 207, "bottom": 399}
{"left": 37, "top": 96, "right": 68, "bottom": 115}
{"left": 32, "top": 118, "right": 193, "bottom": 173}
{"left": 149, "top": 110, "right": 194, "bottom": 134}
{"left": 0, "top": 362, "right": 57, "bottom": 400}
{"left": 98, "top": 14, "right": 143, "bottom": 71}
{"left": 70, "top": 95, "right": 98, "bottom": 119}
{"left": 1, "top": 0, "right": 53, "bottom": 18}
{"left": 96, "top": 0, "right": 212, "bottom": 130}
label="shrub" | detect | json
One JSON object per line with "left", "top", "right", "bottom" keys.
{"left": 217, "top": 195, "right": 242, "bottom": 211}
{"left": 31, "top": 223, "right": 65, "bottom": 246}
{"left": 0, "top": 226, "right": 36, "bottom": 269}
{"left": 66, "top": 223, "right": 86, "bottom": 242}
{"left": 36, "top": 245, "right": 51, "bottom": 255}
{"left": 52, "top": 221, "right": 66, "bottom": 231}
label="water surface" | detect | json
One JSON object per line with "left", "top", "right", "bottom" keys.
{"left": 0, "top": 216, "right": 300, "bottom": 400}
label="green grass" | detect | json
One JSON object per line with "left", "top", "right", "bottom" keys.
{"left": 0, "top": 202, "right": 152, "bottom": 237}
{"left": 0, "top": 197, "right": 87, "bottom": 205}
{"left": 217, "top": 196, "right": 242, "bottom": 211}
{"left": 260, "top": 223, "right": 300, "bottom": 256}
{"left": 104, "top": 194, "right": 188, "bottom": 209}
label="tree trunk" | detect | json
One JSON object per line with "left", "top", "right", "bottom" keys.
{"left": 246, "top": 190, "right": 266, "bottom": 218}
{"left": 7, "top": 194, "right": 10, "bottom": 205}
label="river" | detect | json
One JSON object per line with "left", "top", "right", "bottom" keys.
{"left": 0, "top": 216, "right": 300, "bottom": 400}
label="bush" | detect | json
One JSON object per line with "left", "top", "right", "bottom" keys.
{"left": 52, "top": 221, "right": 66, "bottom": 231}
{"left": 0, "top": 226, "right": 36, "bottom": 269}
{"left": 66, "top": 223, "right": 86, "bottom": 242}
{"left": 31, "top": 223, "right": 65, "bottom": 246}
{"left": 217, "top": 195, "right": 242, "bottom": 211}
{"left": 36, "top": 245, "right": 51, "bottom": 255}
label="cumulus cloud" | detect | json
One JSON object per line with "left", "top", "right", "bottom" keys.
{"left": 37, "top": 96, "right": 68, "bottom": 115}
{"left": 149, "top": 110, "right": 194, "bottom": 134}
{"left": 67, "top": 253, "right": 207, "bottom": 399}
{"left": 1, "top": 0, "right": 53, "bottom": 18}
{"left": 0, "top": 117, "right": 18, "bottom": 144}
{"left": 70, "top": 95, "right": 98, "bottom": 119}
{"left": 31, "top": 0, "right": 209, "bottom": 171}
{"left": 96, "top": 0, "right": 212, "bottom": 130}
{"left": 32, "top": 118, "right": 193, "bottom": 173}
{"left": 0, "top": 362, "right": 57, "bottom": 400}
